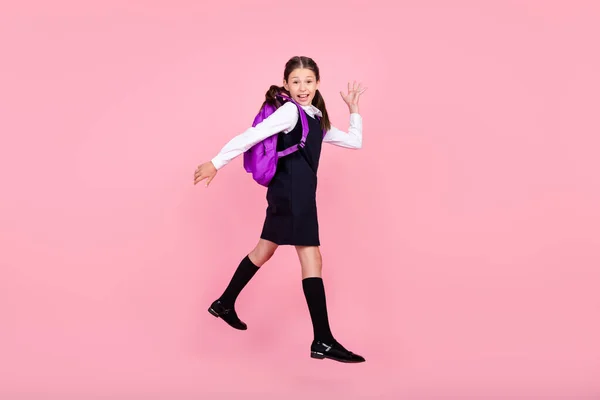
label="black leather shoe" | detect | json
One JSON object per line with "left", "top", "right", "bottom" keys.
{"left": 207, "top": 300, "right": 247, "bottom": 330}
{"left": 310, "top": 339, "right": 365, "bottom": 363}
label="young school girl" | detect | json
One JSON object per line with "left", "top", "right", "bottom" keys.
{"left": 193, "top": 56, "right": 367, "bottom": 363}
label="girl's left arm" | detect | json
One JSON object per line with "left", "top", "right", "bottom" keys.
{"left": 323, "top": 113, "right": 363, "bottom": 149}
{"left": 324, "top": 80, "right": 366, "bottom": 149}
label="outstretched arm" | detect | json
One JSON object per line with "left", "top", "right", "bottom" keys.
{"left": 193, "top": 102, "right": 299, "bottom": 187}
{"left": 324, "top": 81, "right": 367, "bottom": 149}
{"left": 323, "top": 114, "right": 363, "bottom": 149}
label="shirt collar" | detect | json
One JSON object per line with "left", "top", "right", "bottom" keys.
{"left": 301, "top": 104, "right": 323, "bottom": 118}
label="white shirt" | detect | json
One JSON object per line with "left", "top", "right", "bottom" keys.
{"left": 211, "top": 101, "right": 363, "bottom": 170}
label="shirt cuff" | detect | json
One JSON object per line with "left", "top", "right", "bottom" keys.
{"left": 350, "top": 113, "right": 362, "bottom": 127}
{"left": 210, "top": 156, "right": 225, "bottom": 170}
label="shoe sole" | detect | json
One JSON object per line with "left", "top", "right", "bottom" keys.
{"left": 207, "top": 307, "right": 219, "bottom": 318}
{"left": 310, "top": 351, "right": 365, "bottom": 363}
{"left": 207, "top": 307, "right": 247, "bottom": 330}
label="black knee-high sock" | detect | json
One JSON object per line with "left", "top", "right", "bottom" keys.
{"left": 218, "top": 255, "right": 260, "bottom": 307}
{"left": 302, "top": 277, "right": 335, "bottom": 343}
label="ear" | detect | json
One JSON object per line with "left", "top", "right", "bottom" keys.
{"left": 316, "top": 79, "right": 320, "bottom": 91}
{"left": 283, "top": 79, "right": 289, "bottom": 91}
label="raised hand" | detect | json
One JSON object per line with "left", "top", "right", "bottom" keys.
{"left": 194, "top": 161, "right": 217, "bottom": 187}
{"left": 340, "top": 81, "right": 367, "bottom": 113}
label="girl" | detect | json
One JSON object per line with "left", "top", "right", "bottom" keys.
{"left": 194, "top": 56, "right": 366, "bottom": 363}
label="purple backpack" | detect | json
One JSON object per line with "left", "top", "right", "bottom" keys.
{"left": 243, "top": 93, "right": 317, "bottom": 187}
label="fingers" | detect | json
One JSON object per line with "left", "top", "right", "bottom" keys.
{"left": 194, "top": 161, "right": 218, "bottom": 187}
{"left": 194, "top": 174, "right": 215, "bottom": 186}
{"left": 341, "top": 81, "right": 367, "bottom": 106}
{"left": 346, "top": 81, "right": 366, "bottom": 94}
{"left": 194, "top": 174, "right": 206, "bottom": 185}
{"left": 194, "top": 165, "right": 206, "bottom": 185}
{"left": 356, "top": 86, "right": 367, "bottom": 103}
{"left": 193, "top": 170, "right": 216, "bottom": 187}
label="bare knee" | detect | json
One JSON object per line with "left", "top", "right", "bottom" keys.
{"left": 248, "top": 239, "right": 278, "bottom": 267}
{"left": 295, "top": 246, "right": 322, "bottom": 278}
{"left": 296, "top": 246, "right": 322, "bottom": 263}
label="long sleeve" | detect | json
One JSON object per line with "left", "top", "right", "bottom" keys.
{"left": 210, "top": 102, "right": 300, "bottom": 170}
{"left": 323, "top": 113, "right": 363, "bottom": 149}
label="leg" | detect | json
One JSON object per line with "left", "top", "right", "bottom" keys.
{"left": 296, "top": 246, "right": 331, "bottom": 341}
{"left": 219, "top": 238, "right": 278, "bottom": 304}
{"left": 296, "top": 246, "right": 365, "bottom": 363}
{"left": 248, "top": 239, "right": 279, "bottom": 267}
{"left": 295, "top": 245, "right": 323, "bottom": 279}
{"left": 208, "top": 239, "right": 278, "bottom": 330}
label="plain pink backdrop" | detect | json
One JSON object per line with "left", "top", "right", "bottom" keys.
{"left": 1, "top": 1, "right": 599, "bottom": 398}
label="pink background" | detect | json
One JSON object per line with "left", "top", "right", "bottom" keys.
{"left": 1, "top": 1, "right": 600, "bottom": 398}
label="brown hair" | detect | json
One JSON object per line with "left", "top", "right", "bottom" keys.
{"left": 263, "top": 56, "right": 331, "bottom": 132}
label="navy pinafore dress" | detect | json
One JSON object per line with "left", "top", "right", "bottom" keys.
{"left": 260, "top": 106, "right": 324, "bottom": 246}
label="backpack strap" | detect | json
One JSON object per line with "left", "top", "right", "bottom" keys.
{"left": 275, "top": 93, "right": 309, "bottom": 157}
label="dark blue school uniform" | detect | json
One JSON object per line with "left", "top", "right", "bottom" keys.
{"left": 260, "top": 106, "right": 323, "bottom": 246}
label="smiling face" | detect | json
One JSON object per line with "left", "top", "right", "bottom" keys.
{"left": 283, "top": 68, "right": 320, "bottom": 106}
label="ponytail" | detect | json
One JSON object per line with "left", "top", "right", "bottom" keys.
{"left": 263, "top": 85, "right": 288, "bottom": 108}
{"left": 312, "top": 89, "right": 331, "bottom": 132}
